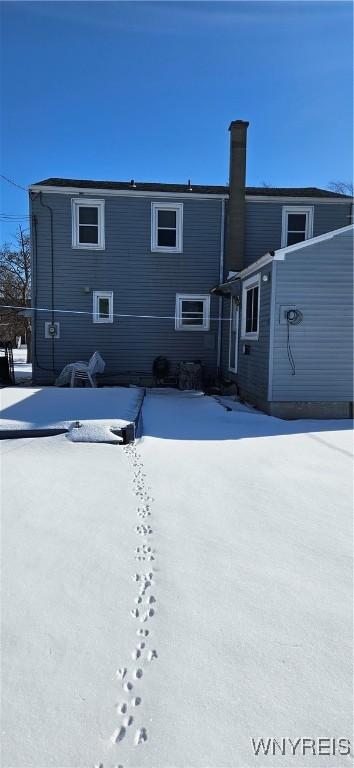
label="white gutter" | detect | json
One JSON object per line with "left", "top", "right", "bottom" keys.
{"left": 245, "top": 195, "right": 351, "bottom": 204}
{"left": 29, "top": 185, "right": 228, "bottom": 200}
{"left": 216, "top": 198, "right": 225, "bottom": 374}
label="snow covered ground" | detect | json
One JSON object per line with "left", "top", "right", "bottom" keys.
{"left": 1, "top": 391, "right": 353, "bottom": 767}
{"left": 12, "top": 346, "right": 32, "bottom": 384}
{"left": 0, "top": 386, "right": 143, "bottom": 431}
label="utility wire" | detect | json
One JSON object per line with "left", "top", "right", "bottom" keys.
{"left": 0, "top": 174, "right": 28, "bottom": 192}
{"left": 0, "top": 302, "right": 232, "bottom": 322}
{"left": 0, "top": 213, "right": 30, "bottom": 218}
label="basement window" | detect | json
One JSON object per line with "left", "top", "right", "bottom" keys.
{"left": 93, "top": 291, "right": 113, "bottom": 323}
{"left": 151, "top": 203, "right": 183, "bottom": 252}
{"left": 241, "top": 274, "right": 260, "bottom": 340}
{"left": 281, "top": 206, "right": 313, "bottom": 247}
{"left": 72, "top": 199, "right": 105, "bottom": 249}
{"left": 175, "top": 294, "right": 210, "bottom": 331}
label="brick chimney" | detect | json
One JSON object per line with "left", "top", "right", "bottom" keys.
{"left": 226, "top": 119, "right": 249, "bottom": 273}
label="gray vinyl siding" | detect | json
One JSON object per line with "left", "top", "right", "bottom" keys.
{"left": 220, "top": 295, "right": 231, "bottom": 374}
{"left": 219, "top": 267, "right": 271, "bottom": 401}
{"left": 270, "top": 228, "right": 354, "bottom": 401}
{"left": 245, "top": 201, "right": 352, "bottom": 267}
{"left": 30, "top": 192, "right": 223, "bottom": 382}
{"left": 236, "top": 266, "right": 272, "bottom": 400}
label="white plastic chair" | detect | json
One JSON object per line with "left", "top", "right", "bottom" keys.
{"left": 70, "top": 351, "right": 105, "bottom": 388}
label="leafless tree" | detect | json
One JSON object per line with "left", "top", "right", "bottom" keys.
{"left": 0, "top": 226, "right": 31, "bottom": 362}
{"left": 328, "top": 180, "right": 353, "bottom": 196}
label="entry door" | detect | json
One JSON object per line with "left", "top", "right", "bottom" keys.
{"left": 228, "top": 297, "right": 239, "bottom": 373}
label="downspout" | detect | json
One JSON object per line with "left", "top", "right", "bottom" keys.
{"left": 39, "top": 192, "right": 55, "bottom": 371}
{"left": 216, "top": 197, "right": 225, "bottom": 375}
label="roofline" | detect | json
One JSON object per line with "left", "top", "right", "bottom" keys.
{"left": 28, "top": 183, "right": 351, "bottom": 203}
{"left": 244, "top": 194, "right": 352, "bottom": 204}
{"left": 29, "top": 184, "right": 229, "bottom": 200}
{"left": 213, "top": 224, "right": 354, "bottom": 288}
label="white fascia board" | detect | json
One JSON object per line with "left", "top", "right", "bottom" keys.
{"left": 235, "top": 253, "right": 275, "bottom": 280}
{"left": 236, "top": 223, "right": 354, "bottom": 281}
{"left": 272, "top": 223, "right": 354, "bottom": 261}
{"left": 245, "top": 195, "right": 352, "bottom": 204}
{"left": 29, "top": 187, "right": 351, "bottom": 203}
{"left": 29, "top": 185, "right": 228, "bottom": 200}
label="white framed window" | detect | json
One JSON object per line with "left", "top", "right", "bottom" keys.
{"left": 241, "top": 273, "right": 260, "bottom": 340}
{"left": 151, "top": 202, "right": 183, "bottom": 253}
{"left": 175, "top": 293, "right": 210, "bottom": 331}
{"left": 93, "top": 291, "right": 113, "bottom": 323}
{"left": 72, "top": 198, "right": 105, "bottom": 249}
{"left": 281, "top": 205, "right": 313, "bottom": 247}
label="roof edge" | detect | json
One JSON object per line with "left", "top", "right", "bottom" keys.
{"left": 212, "top": 224, "right": 354, "bottom": 290}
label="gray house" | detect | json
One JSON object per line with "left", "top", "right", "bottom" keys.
{"left": 29, "top": 120, "right": 353, "bottom": 417}
{"left": 216, "top": 224, "right": 354, "bottom": 418}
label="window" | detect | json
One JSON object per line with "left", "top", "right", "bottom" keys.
{"left": 281, "top": 206, "right": 313, "bottom": 247}
{"left": 241, "top": 274, "right": 260, "bottom": 340}
{"left": 151, "top": 203, "right": 183, "bottom": 252}
{"left": 93, "top": 291, "right": 113, "bottom": 323}
{"left": 72, "top": 199, "right": 105, "bottom": 249}
{"left": 175, "top": 294, "right": 210, "bottom": 331}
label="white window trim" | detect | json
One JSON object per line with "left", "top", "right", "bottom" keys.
{"left": 93, "top": 291, "right": 113, "bottom": 323}
{"left": 175, "top": 293, "right": 210, "bottom": 331}
{"left": 281, "top": 205, "right": 314, "bottom": 248}
{"left": 241, "top": 273, "right": 260, "bottom": 341}
{"left": 228, "top": 297, "right": 239, "bottom": 373}
{"left": 72, "top": 198, "right": 105, "bottom": 250}
{"left": 151, "top": 202, "right": 183, "bottom": 253}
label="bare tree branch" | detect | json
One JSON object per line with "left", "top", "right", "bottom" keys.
{"left": 0, "top": 227, "right": 32, "bottom": 361}
{"left": 328, "top": 180, "right": 354, "bottom": 196}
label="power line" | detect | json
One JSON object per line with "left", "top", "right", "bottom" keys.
{"left": 0, "top": 216, "right": 30, "bottom": 222}
{"left": 0, "top": 303, "right": 231, "bottom": 322}
{"left": 0, "top": 174, "right": 28, "bottom": 192}
{"left": 0, "top": 213, "right": 29, "bottom": 218}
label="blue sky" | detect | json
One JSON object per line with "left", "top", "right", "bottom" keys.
{"left": 0, "top": 0, "right": 353, "bottom": 242}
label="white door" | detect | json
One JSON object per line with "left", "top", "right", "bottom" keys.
{"left": 228, "top": 297, "right": 239, "bottom": 373}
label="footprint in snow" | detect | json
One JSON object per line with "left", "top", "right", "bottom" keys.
{"left": 122, "top": 715, "right": 133, "bottom": 727}
{"left": 123, "top": 681, "right": 133, "bottom": 692}
{"left": 111, "top": 726, "right": 126, "bottom": 743}
{"left": 134, "top": 668, "right": 143, "bottom": 679}
{"left": 131, "top": 648, "right": 141, "bottom": 660}
{"left": 131, "top": 696, "right": 141, "bottom": 706}
{"left": 117, "top": 702, "right": 127, "bottom": 714}
{"left": 116, "top": 667, "right": 127, "bottom": 680}
{"left": 134, "top": 727, "right": 148, "bottom": 745}
{"left": 137, "top": 628, "right": 149, "bottom": 637}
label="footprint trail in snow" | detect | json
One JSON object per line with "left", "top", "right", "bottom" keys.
{"left": 110, "top": 442, "right": 158, "bottom": 751}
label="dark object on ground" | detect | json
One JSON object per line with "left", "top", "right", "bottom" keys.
{"left": 0, "top": 341, "right": 14, "bottom": 385}
{"left": 177, "top": 361, "right": 203, "bottom": 390}
{"left": 152, "top": 356, "right": 170, "bottom": 385}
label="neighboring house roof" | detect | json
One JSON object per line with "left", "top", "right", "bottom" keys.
{"left": 30, "top": 178, "right": 352, "bottom": 199}
{"left": 212, "top": 224, "right": 354, "bottom": 293}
